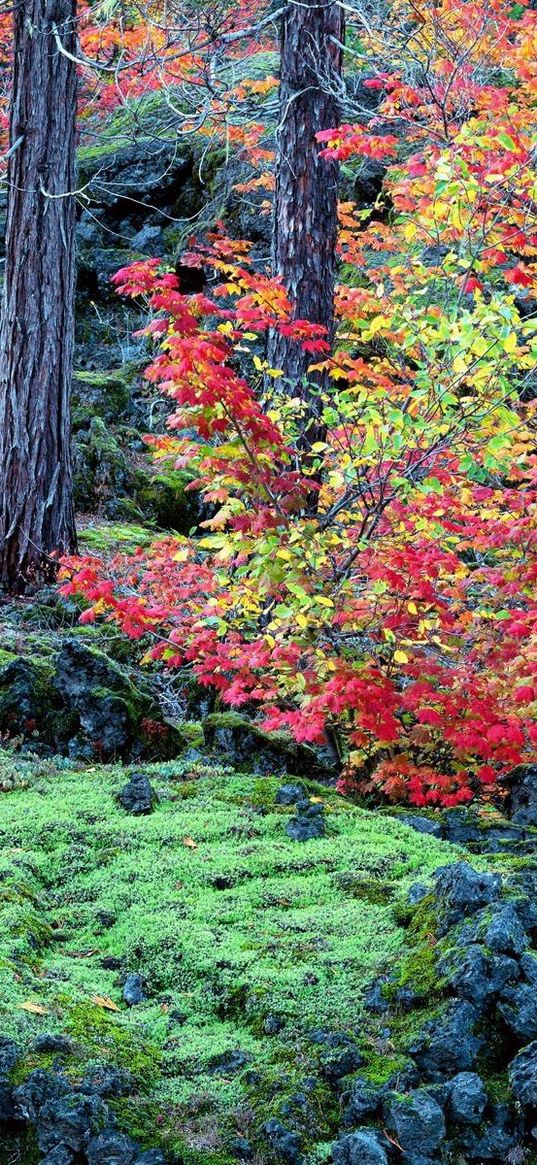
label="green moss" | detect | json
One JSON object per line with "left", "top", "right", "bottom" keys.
{"left": 0, "top": 756, "right": 459, "bottom": 1161}
{"left": 78, "top": 522, "right": 156, "bottom": 553}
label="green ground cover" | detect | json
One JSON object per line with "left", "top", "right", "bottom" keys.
{"left": 0, "top": 753, "right": 459, "bottom": 1162}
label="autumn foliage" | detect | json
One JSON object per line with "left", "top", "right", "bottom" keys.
{"left": 63, "top": 0, "right": 537, "bottom": 808}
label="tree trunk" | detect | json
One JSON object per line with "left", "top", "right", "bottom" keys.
{"left": 269, "top": 0, "right": 344, "bottom": 434}
{"left": 0, "top": 0, "right": 77, "bottom": 592}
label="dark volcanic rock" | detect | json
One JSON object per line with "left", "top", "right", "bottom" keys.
{"left": 134, "top": 1152, "right": 167, "bottom": 1165}
{"left": 263, "top": 1118, "right": 302, "bottom": 1163}
{"left": 37, "top": 1093, "right": 109, "bottom": 1154}
{"left": 40, "top": 1148, "right": 75, "bottom": 1165}
{"left": 33, "top": 1034, "right": 74, "bottom": 1055}
{"left": 484, "top": 904, "right": 528, "bottom": 956}
{"left": 444, "top": 944, "right": 519, "bottom": 1008}
{"left": 0, "top": 1037, "right": 19, "bottom": 1120}
{"left": 500, "top": 983, "right": 537, "bottom": 1041}
{"left": 123, "top": 972, "right": 146, "bottom": 1005}
{"left": 510, "top": 1041, "right": 537, "bottom": 1107}
{"left": 400, "top": 815, "right": 443, "bottom": 838}
{"left": 118, "top": 773, "right": 156, "bottom": 816}
{"left": 13, "top": 1070, "right": 70, "bottom": 1123}
{"left": 341, "top": 1078, "right": 383, "bottom": 1125}
{"left": 275, "top": 783, "right": 306, "bottom": 806}
{"left": 286, "top": 801, "right": 326, "bottom": 842}
{"left": 410, "top": 1002, "right": 482, "bottom": 1080}
{"left": 506, "top": 764, "right": 537, "bottom": 825}
{"left": 386, "top": 1089, "right": 445, "bottom": 1155}
{"left": 332, "top": 1129, "right": 388, "bottom": 1165}
{"left": 433, "top": 862, "right": 501, "bottom": 932}
{"left": 86, "top": 1129, "right": 139, "bottom": 1165}
{"left": 448, "top": 1072, "right": 487, "bottom": 1125}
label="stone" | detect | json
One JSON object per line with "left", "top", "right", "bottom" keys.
{"left": 387, "top": 1090, "right": 445, "bottom": 1155}
{"left": 400, "top": 815, "right": 443, "bottom": 838}
{"left": 86, "top": 1130, "right": 139, "bottom": 1165}
{"left": 33, "top": 1034, "right": 74, "bottom": 1054}
{"left": 433, "top": 862, "right": 501, "bottom": 932}
{"left": 275, "top": 783, "right": 306, "bottom": 806}
{"left": 134, "top": 1153, "right": 167, "bottom": 1165}
{"left": 309, "top": 1030, "right": 363, "bottom": 1081}
{"left": 286, "top": 802, "right": 326, "bottom": 842}
{"left": 448, "top": 1072, "right": 487, "bottom": 1125}
{"left": 263, "top": 1118, "right": 302, "bottom": 1163}
{"left": 521, "top": 953, "right": 537, "bottom": 984}
{"left": 332, "top": 1129, "right": 388, "bottom": 1165}
{"left": 123, "top": 972, "right": 145, "bottom": 1005}
{"left": 445, "top": 944, "right": 519, "bottom": 1008}
{"left": 410, "top": 1002, "right": 482, "bottom": 1080}
{"left": 40, "top": 1148, "right": 75, "bottom": 1165}
{"left": 506, "top": 764, "right": 537, "bottom": 823}
{"left": 118, "top": 773, "right": 156, "bottom": 816}
{"left": 79, "top": 1067, "right": 134, "bottom": 1098}
{"left": 13, "top": 1070, "right": 70, "bottom": 1122}
{"left": 510, "top": 1041, "right": 537, "bottom": 1107}
{"left": 458, "top": 1102, "right": 519, "bottom": 1160}
{"left": 407, "top": 883, "right": 429, "bottom": 906}
{"left": 500, "top": 983, "right": 537, "bottom": 1041}
{"left": 341, "top": 1078, "right": 383, "bottom": 1125}
{"left": 228, "top": 1137, "right": 253, "bottom": 1160}
{"left": 484, "top": 904, "right": 528, "bottom": 956}
{"left": 0, "top": 1036, "right": 19, "bottom": 1116}
{"left": 36, "top": 1094, "right": 110, "bottom": 1154}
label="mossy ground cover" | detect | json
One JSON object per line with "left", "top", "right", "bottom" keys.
{"left": 0, "top": 754, "right": 459, "bottom": 1161}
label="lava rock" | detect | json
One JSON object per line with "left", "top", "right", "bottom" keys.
{"left": 484, "top": 905, "right": 528, "bottom": 956}
{"left": 86, "top": 1129, "right": 139, "bottom": 1165}
{"left": 37, "top": 1093, "right": 110, "bottom": 1154}
{"left": 332, "top": 1129, "right": 388, "bottom": 1165}
{"left": 0, "top": 1038, "right": 19, "bottom": 1120}
{"left": 79, "top": 1067, "right": 134, "bottom": 1098}
{"left": 118, "top": 773, "right": 156, "bottom": 816}
{"left": 444, "top": 944, "right": 519, "bottom": 1008}
{"left": 410, "top": 1002, "right": 482, "bottom": 1080}
{"left": 309, "top": 1030, "right": 363, "bottom": 1081}
{"left": 209, "top": 1049, "right": 251, "bottom": 1075}
{"left": 521, "top": 953, "right": 537, "bottom": 984}
{"left": 228, "top": 1137, "right": 253, "bottom": 1160}
{"left": 40, "top": 1148, "right": 75, "bottom": 1165}
{"left": 506, "top": 764, "right": 537, "bottom": 824}
{"left": 458, "top": 1101, "right": 519, "bottom": 1160}
{"left": 134, "top": 1153, "right": 167, "bottom": 1165}
{"left": 433, "top": 862, "right": 501, "bottom": 932}
{"left": 13, "top": 1070, "right": 70, "bottom": 1122}
{"left": 263, "top": 1118, "right": 302, "bottom": 1163}
{"left": 500, "top": 984, "right": 537, "bottom": 1041}
{"left": 275, "top": 783, "right": 305, "bottom": 806}
{"left": 123, "top": 972, "right": 145, "bottom": 1006}
{"left": 407, "top": 883, "right": 429, "bottom": 906}
{"left": 400, "top": 815, "right": 443, "bottom": 838}
{"left": 510, "top": 1041, "right": 537, "bottom": 1107}
{"left": 387, "top": 1089, "right": 445, "bottom": 1155}
{"left": 263, "top": 1013, "right": 284, "bottom": 1035}
{"left": 341, "top": 1078, "right": 383, "bottom": 1125}
{"left": 286, "top": 802, "right": 326, "bottom": 842}
{"left": 448, "top": 1072, "right": 487, "bottom": 1125}
{"left": 33, "top": 1034, "right": 74, "bottom": 1054}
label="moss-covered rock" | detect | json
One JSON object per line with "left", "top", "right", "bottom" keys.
{"left": 202, "top": 712, "right": 336, "bottom": 778}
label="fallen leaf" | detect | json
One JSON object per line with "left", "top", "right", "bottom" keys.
{"left": 65, "top": 949, "right": 99, "bottom": 959}
{"left": 17, "top": 1001, "right": 49, "bottom": 1015}
{"left": 182, "top": 836, "right": 198, "bottom": 849}
{"left": 91, "top": 994, "right": 121, "bottom": 1012}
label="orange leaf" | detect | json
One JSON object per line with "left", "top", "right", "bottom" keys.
{"left": 91, "top": 994, "right": 121, "bottom": 1012}
{"left": 182, "top": 836, "right": 198, "bottom": 849}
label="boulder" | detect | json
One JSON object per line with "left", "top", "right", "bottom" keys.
{"left": 40, "top": 1148, "right": 75, "bottom": 1165}
{"left": 118, "top": 774, "right": 156, "bottom": 816}
{"left": 386, "top": 1090, "right": 445, "bottom": 1155}
{"left": 341, "top": 1078, "right": 383, "bottom": 1125}
{"left": 444, "top": 944, "right": 519, "bottom": 1008}
{"left": 332, "top": 1129, "right": 388, "bottom": 1165}
{"left": 410, "top": 1002, "right": 482, "bottom": 1080}
{"left": 433, "top": 862, "right": 501, "bottom": 932}
{"left": 448, "top": 1072, "right": 487, "bottom": 1125}
{"left": 86, "top": 1130, "right": 139, "bottom": 1165}
{"left": 286, "top": 801, "right": 326, "bottom": 842}
{"left": 506, "top": 764, "right": 537, "bottom": 826}
{"left": 36, "top": 1093, "right": 109, "bottom": 1154}
{"left": 500, "top": 984, "right": 537, "bottom": 1041}
{"left": 263, "top": 1118, "right": 302, "bottom": 1163}
{"left": 123, "top": 972, "right": 146, "bottom": 1005}
{"left": 510, "top": 1041, "right": 537, "bottom": 1107}
{"left": 484, "top": 905, "right": 528, "bottom": 957}
{"left": 13, "top": 1070, "right": 70, "bottom": 1123}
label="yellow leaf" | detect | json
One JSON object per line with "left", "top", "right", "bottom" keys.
{"left": 17, "top": 1001, "right": 49, "bottom": 1015}
{"left": 503, "top": 331, "right": 518, "bottom": 353}
{"left": 91, "top": 995, "right": 121, "bottom": 1012}
{"left": 407, "top": 601, "right": 418, "bottom": 615}
{"left": 316, "top": 596, "right": 334, "bottom": 608}
{"left": 394, "top": 650, "right": 409, "bottom": 664}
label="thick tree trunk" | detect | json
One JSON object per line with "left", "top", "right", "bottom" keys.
{"left": 0, "top": 0, "right": 77, "bottom": 592}
{"left": 269, "top": 0, "right": 344, "bottom": 428}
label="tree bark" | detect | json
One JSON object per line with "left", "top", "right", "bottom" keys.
{"left": 269, "top": 0, "right": 344, "bottom": 431}
{"left": 0, "top": 0, "right": 77, "bottom": 592}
